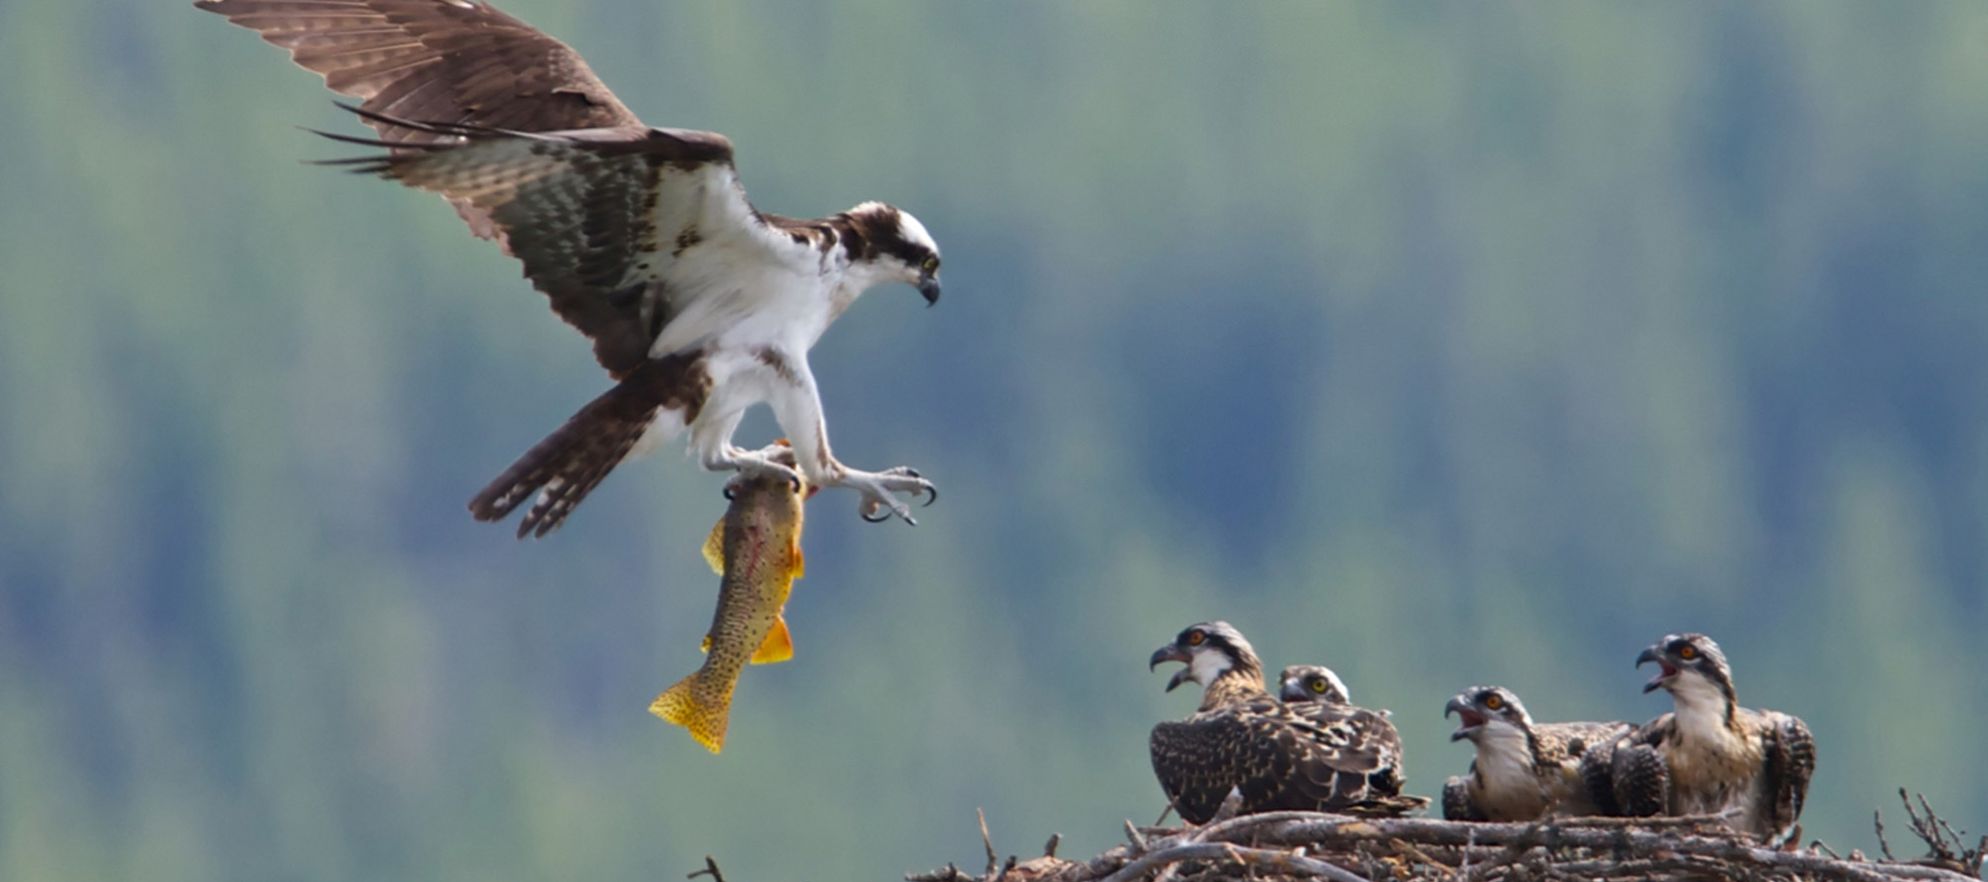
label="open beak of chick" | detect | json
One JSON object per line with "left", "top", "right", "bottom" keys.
{"left": 1150, "top": 643, "right": 1193, "bottom": 692}
{"left": 1636, "top": 645, "right": 1679, "bottom": 694}
{"left": 1445, "top": 695, "right": 1488, "bottom": 742}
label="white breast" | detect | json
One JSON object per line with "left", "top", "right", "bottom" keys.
{"left": 1471, "top": 722, "right": 1547, "bottom": 820}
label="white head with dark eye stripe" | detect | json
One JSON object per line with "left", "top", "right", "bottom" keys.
{"left": 1149, "top": 621, "right": 1260, "bottom": 694}
{"left": 1278, "top": 664, "right": 1351, "bottom": 705}
{"left": 1445, "top": 685, "right": 1535, "bottom": 742}
{"left": 839, "top": 201, "right": 942, "bottom": 305}
{"left": 1637, "top": 632, "right": 1737, "bottom": 722}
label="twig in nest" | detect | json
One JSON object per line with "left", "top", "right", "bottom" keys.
{"left": 978, "top": 808, "right": 999, "bottom": 876}
{"left": 903, "top": 862, "right": 966, "bottom": 882}
{"left": 1123, "top": 820, "right": 1149, "bottom": 854}
{"left": 1097, "top": 841, "right": 1366, "bottom": 882}
{"left": 1877, "top": 808, "right": 1898, "bottom": 862}
{"left": 687, "top": 855, "right": 726, "bottom": 882}
{"left": 1893, "top": 789, "right": 1985, "bottom": 875}
{"left": 1044, "top": 833, "right": 1062, "bottom": 858}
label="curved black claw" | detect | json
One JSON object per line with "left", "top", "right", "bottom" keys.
{"left": 722, "top": 482, "right": 738, "bottom": 501}
{"left": 920, "top": 483, "right": 939, "bottom": 507}
{"left": 861, "top": 505, "right": 893, "bottom": 524}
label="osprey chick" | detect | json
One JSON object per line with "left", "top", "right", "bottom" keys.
{"left": 1278, "top": 664, "right": 1352, "bottom": 706}
{"left": 1584, "top": 633, "right": 1816, "bottom": 844}
{"left": 197, "top": 0, "right": 943, "bottom": 535}
{"left": 1146, "top": 622, "right": 1426, "bottom": 823}
{"left": 1439, "top": 685, "right": 1630, "bottom": 822}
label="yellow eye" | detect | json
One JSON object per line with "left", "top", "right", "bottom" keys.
{"left": 1484, "top": 694, "right": 1504, "bottom": 710}
{"left": 922, "top": 256, "right": 940, "bottom": 274}
{"left": 1309, "top": 678, "right": 1328, "bottom": 694}
{"left": 1678, "top": 644, "right": 1698, "bottom": 660}
{"left": 1186, "top": 631, "right": 1205, "bottom": 646}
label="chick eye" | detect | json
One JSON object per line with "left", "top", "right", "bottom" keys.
{"left": 1309, "top": 678, "right": 1328, "bottom": 694}
{"left": 1678, "top": 644, "right": 1698, "bottom": 660}
{"left": 1484, "top": 694, "right": 1504, "bottom": 710}
{"left": 1186, "top": 631, "right": 1205, "bottom": 646}
{"left": 921, "top": 255, "right": 940, "bottom": 274}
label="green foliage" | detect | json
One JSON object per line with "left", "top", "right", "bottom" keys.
{"left": 2, "top": 2, "right": 1986, "bottom": 880}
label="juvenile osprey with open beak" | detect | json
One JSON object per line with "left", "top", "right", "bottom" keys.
{"left": 1146, "top": 622, "right": 1426, "bottom": 823}
{"left": 1583, "top": 634, "right": 1816, "bottom": 844}
{"left": 1439, "top": 685, "right": 1631, "bottom": 822}
{"left": 197, "top": 0, "right": 943, "bottom": 535}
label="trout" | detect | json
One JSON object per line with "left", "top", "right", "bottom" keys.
{"left": 649, "top": 471, "right": 807, "bottom": 752}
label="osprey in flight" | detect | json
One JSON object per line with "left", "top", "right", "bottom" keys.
{"left": 197, "top": 0, "right": 943, "bottom": 535}
{"left": 1584, "top": 633, "right": 1816, "bottom": 844}
{"left": 1146, "top": 622, "right": 1426, "bottom": 823}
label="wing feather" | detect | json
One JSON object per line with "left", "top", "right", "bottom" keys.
{"left": 1151, "top": 697, "right": 1424, "bottom": 824}
{"left": 319, "top": 112, "right": 759, "bottom": 375}
{"left": 1761, "top": 712, "right": 1815, "bottom": 842}
{"left": 198, "top": 0, "right": 643, "bottom": 241}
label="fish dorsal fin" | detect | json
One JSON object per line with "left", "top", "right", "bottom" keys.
{"left": 749, "top": 616, "right": 794, "bottom": 665}
{"left": 699, "top": 633, "right": 712, "bottom": 654}
{"left": 788, "top": 540, "right": 805, "bottom": 580}
{"left": 701, "top": 519, "right": 725, "bottom": 574}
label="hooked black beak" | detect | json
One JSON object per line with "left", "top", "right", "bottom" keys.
{"left": 1445, "top": 695, "right": 1483, "bottom": 741}
{"left": 1636, "top": 646, "right": 1671, "bottom": 693}
{"left": 917, "top": 277, "right": 941, "bottom": 306}
{"left": 1150, "top": 644, "right": 1191, "bottom": 692}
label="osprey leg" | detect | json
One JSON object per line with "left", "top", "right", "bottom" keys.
{"left": 759, "top": 352, "right": 936, "bottom": 524}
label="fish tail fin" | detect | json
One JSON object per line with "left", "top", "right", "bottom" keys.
{"left": 749, "top": 616, "right": 794, "bottom": 665}
{"left": 649, "top": 671, "right": 731, "bottom": 753}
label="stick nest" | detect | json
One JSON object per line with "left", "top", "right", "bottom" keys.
{"left": 902, "top": 792, "right": 1984, "bottom": 882}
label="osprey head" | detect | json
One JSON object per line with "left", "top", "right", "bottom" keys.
{"left": 1149, "top": 621, "right": 1259, "bottom": 693}
{"left": 843, "top": 201, "right": 942, "bottom": 305}
{"left": 1636, "top": 632, "right": 1734, "bottom": 703}
{"left": 1445, "top": 685, "right": 1533, "bottom": 742}
{"left": 1278, "top": 664, "right": 1351, "bottom": 705}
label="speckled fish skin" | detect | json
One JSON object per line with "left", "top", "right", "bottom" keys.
{"left": 650, "top": 472, "right": 806, "bottom": 753}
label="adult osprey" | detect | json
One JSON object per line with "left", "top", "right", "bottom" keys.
{"left": 1439, "top": 685, "right": 1630, "bottom": 822}
{"left": 196, "top": 0, "right": 943, "bottom": 535}
{"left": 1584, "top": 634, "right": 1816, "bottom": 844}
{"left": 1146, "top": 622, "right": 1426, "bottom": 823}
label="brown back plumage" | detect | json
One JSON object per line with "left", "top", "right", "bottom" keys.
{"left": 1150, "top": 695, "right": 1423, "bottom": 823}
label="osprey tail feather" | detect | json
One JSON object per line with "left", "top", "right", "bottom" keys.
{"left": 468, "top": 354, "right": 710, "bottom": 538}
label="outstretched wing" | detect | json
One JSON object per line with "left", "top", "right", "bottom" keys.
{"left": 318, "top": 111, "right": 789, "bottom": 376}
{"left": 1150, "top": 698, "right": 1418, "bottom": 824}
{"left": 195, "top": 0, "right": 644, "bottom": 241}
{"left": 1760, "top": 711, "right": 1815, "bottom": 842}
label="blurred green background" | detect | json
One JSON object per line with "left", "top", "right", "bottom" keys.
{"left": 3, "top": 1, "right": 1986, "bottom": 879}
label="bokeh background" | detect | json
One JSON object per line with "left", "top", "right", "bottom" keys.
{"left": 4, "top": 2, "right": 1986, "bottom": 879}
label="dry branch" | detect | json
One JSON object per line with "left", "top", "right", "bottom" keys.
{"left": 909, "top": 792, "right": 1983, "bottom": 882}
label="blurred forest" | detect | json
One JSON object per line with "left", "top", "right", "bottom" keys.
{"left": 3, "top": 2, "right": 1986, "bottom": 880}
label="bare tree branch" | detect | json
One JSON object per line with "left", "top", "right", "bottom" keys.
{"left": 688, "top": 855, "right": 727, "bottom": 882}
